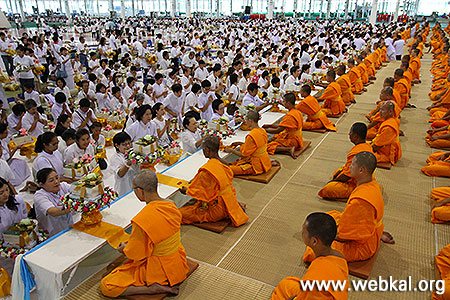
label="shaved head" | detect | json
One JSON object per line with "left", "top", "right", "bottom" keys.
{"left": 132, "top": 170, "right": 158, "bottom": 193}
{"left": 350, "top": 122, "right": 367, "bottom": 140}
{"left": 381, "top": 86, "right": 394, "bottom": 97}
{"left": 305, "top": 212, "right": 337, "bottom": 247}
{"left": 354, "top": 151, "right": 377, "bottom": 175}
{"left": 203, "top": 135, "right": 220, "bottom": 153}
{"left": 246, "top": 109, "right": 260, "bottom": 123}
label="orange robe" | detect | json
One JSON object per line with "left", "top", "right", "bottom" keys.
{"left": 433, "top": 244, "right": 450, "bottom": 299}
{"left": 318, "top": 142, "right": 374, "bottom": 200}
{"left": 366, "top": 101, "right": 401, "bottom": 140}
{"left": 431, "top": 187, "right": 450, "bottom": 224}
{"left": 430, "top": 88, "right": 450, "bottom": 116}
{"left": 320, "top": 82, "right": 345, "bottom": 117}
{"left": 267, "top": 109, "right": 304, "bottom": 154}
{"left": 357, "top": 63, "right": 369, "bottom": 84}
{"left": 429, "top": 80, "right": 449, "bottom": 101}
{"left": 422, "top": 151, "right": 450, "bottom": 177}
{"left": 336, "top": 74, "right": 355, "bottom": 105}
{"left": 180, "top": 158, "right": 248, "bottom": 226}
{"left": 427, "top": 127, "right": 450, "bottom": 149}
{"left": 271, "top": 255, "right": 349, "bottom": 300}
{"left": 372, "top": 117, "right": 402, "bottom": 164}
{"left": 101, "top": 201, "right": 189, "bottom": 298}
{"left": 229, "top": 128, "right": 272, "bottom": 176}
{"left": 363, "top": 56, "right": 376, "bottom": 77}
{"left": 410, "top": 57, "right": 421, "bottom": 80}
{"left": 394, "top": 78, "right": 410, "bottom": 109}
{"left": 348, "top": 67, "right": 363, "bottom": 93}
{"left": 296, "top": 95, "right": 337, "bottom": 131}
{"left": 304, "top": 180, "right": 384, "bottom": 262}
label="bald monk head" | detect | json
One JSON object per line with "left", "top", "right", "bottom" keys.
{"left": 401, "top": 55, "right": 410, "bottom": 64}
{"left": 356, "top": 55, "right": 363, "bottom": 64}
{"left": 202, "top": 135, "right": 220, "bottom": 159}
{"left": 400, "top": 62, "right": 409, "bottom": 72}
{"left": 132, "top": 170, "right": 166, "bottom": 204}
{"left": 245, "top": 109, "right": 260, "bottom": 129}
{"left": 347, "top": 58, "right": 355, "bottom": 68}
{"left": 394, "top": 68, "right": 404, "bottom": 81}
{"left": 350, "top": 151, "right": 377, "bottom": 185}
{"left": 383, "top": 77, "right": 395, "bottom": 88}
{"left": 336, "top": 64, "right": 346, "bottom": 76}
{"left": 326, "top": 70, "right": 336, "bottom": 83}
{"left": 300, "top": 84, "right": 312, "bottom": 98}
{"left": 349, "top": 122, "right": 367, "bottom": 145}
{"left": 411, "top": 48, "right": 420, "bottom": 58}
{"left": 380, "top": 86, "right": 394, "bottom": 101}
{"left": 282, "top": 93, "right": 296, "bottom": 110}
{"left": 302, "top": 212, "right": 339, "bottom": 256}
{"left": 379, "top": 100, "right": 395, "bottom": 120}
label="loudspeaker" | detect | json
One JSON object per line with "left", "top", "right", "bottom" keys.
{"left": 244, "top": 6, "right": 250, "bottom": 14}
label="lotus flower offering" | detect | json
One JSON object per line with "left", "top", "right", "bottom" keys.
{"left": 168, "top": 118, "right": 182, "bottom": 139}
{"left": 101, "top": 125, "right": 115, "bottom": 139}
{"left": 133, "top": 135, "right": 158, "bottom": 154}
{"left": 5, "top": 46, "right": 15, "bottom": 56}
{"left": 63, "top": 154, "right": 98, "bottom": 179}
{"left": 12, "top": 129, "right": 33, "bottom": 146}
{"left": 33, "top": 60, "right": 45, "bottom": 75}
{"left": 106, "top": 47, "right": 116, "bottom": 59}
{"left": 217, "top": 116, "right": 229, "bottom": 132}
{"left": 97, "top": 108, "right": 109, "bottom": 120}
{"left": 15, "top": 64, "right": 29, "bottom": 73}
{"left": 167, "top": 141, "right": 181, "bottom": 155}
{"left": 266, "top": 88, "right": 283, "bottom": 105}
{"left": 125, "top": 147, "right": 163, "bottom": 169}
{"left": 0, "top": 70, "right": 10, "bottom": 83}
{"left": 70, "top": 172, "right": 105, "bottom": 199}
{"left": 198, "top": 119, "right": 208, "bottom": 130}
{"left": 108, "top": 110, "right": 125, "bottom": 123}
{"left": 43, "top": 122, "right": 55, "bottom": 132}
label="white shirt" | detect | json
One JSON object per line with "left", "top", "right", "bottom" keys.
{"left": 163, "top": 92, "right": 185, "bottom": 120}
{"left": 96, "top": 92, "right": 113, "bottom": 111}
{"left": 152, "top": 117, "right": 170, "bottom": 147}
{"left": 110, "top": 151, "right": 138, "bottom": 197}
{"left": 242, "top": 93, "right": 264, "bottom": 107}
{"left": 13, "top": 55, "right": 34, "bottom": 79}
{"left": 393, "top": 39, "right": 405, "bottom": 56}
{"left": 24, "top": 90, "right": 41, "bottom": 108}
{"left": 63, "top": 142, "right": 95, "bottom": 165}
{"left": 33, "top": 150, "right": 64, "bottom": 178}
{"left": 0, "top": 195, "right": 27, "bottom": 239}
{"left": 72, "top": 108, "right": 95, "bottom": 130}
{"left": 22, "top": 111, "right": 47, "bottom": 138}
{"left": 198, "top": 91, "right": 215, "bottom": 121}
{"left": 125, "top": 120, "right": 158, "bottom": 142}
{"left": 194, "top": 67, "right": 209, "bottom": 82}
{"left": 0, "top": 159, "right": 14, "bottom": 184}
{"left": 354, "top": 38, "right": 366, "bottom": 50}
{"left": 180, "top": 129, "right": 202, "bottom": 154}
{"left": 184, "top": 92, "right": 198, "bottom": 113}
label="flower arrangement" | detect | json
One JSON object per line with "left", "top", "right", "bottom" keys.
{"left": 43, "top": 122, "right": 55, "bottom": 132}
{"left": 16, "top": 128, "right": 28, "bottom": 137}
{"left": 168, "top": 118, "right": 182, "bottom": 139}
{"left": 0, "top": 70, "right": 9, "bottom": 83}
{"left": 0, "top": 227, "right": 48, "bottom": 259}
{"left": 61, "top": 186, "right": 117, "bottom": 213}
{"left": 165, "top": 140, "right": 182, "bottom": 156}
{"left": 104, "top": 125, "right": 112, "bottom": 131}
{"left": 266, "top": 88, "right": 282, "bottom": 104}
{"left": 106, "top": 47, "right": 116, "bottom": 59}
{"left": 234, "top": 110, "right": 244, "bottom": 119}
{"left": 70, "top": 154, "right": 93, "bottom": 169}
{"left": 33, "top": 59, "right": 45, "bottom": 75}
{"left": 12, "top": 128, "right": 33, "bottom": 146}
{"left": 145, "top": 53, "right": 157, "bottom": 64}
{"left": 125, "top": 147, "right": 163, "bottom": 165}
{"left": 111, "top": 110, "right": 124, "bottom": 118}
{"left": 198, "top": 119, "right": 208, "bottom": 130}
{"left": 135, "top": 135, "right": 157, "bottom": 146}
{"left": 5, "top": 45, "right": 15, "bottom": 56}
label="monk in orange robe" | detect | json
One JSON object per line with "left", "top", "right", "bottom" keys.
{"left": 371, "top": 101, "right": 402, "bottom": 165}
{"left": 430, "top": 187, "right": 450, "bottom": 223}
{"left": 303, "top": 152, "right": 394, "bottom": 263}
{"left": 336, "top": 64, "right": 355, "bottom": 105}
{"left": 271, "top": 213, "right": 349, "bottom": 300}
{"left": 318, "top": 70, "right": 346, "bottom": 117}
{"left": 179, "top": 136, "right": 248, "bottom": 226}
{"left": 430, "top": 107, "right": 450, "bottom": 129}
{"left": 363, "top": 51, "right": 377, "bottom": 80}
{"left": 433, "top": 243, "right": 450, "bottom": 299}
{"left": 101, "top": 170, "right": 189, "bottom": 298}
{"left": 296, "top": 84, "right": 336, "bottom": 131}
{"left": 410, "top": 48, "right": 422, "bottom": 83}
{"left": 426, "top": 125, "right": 450, "bottom": 149}
{"left": 393, "top": 68, "right": 411, "bottom": 109}
{"left": 319, "top": 122, "right": 374, "bottom": 200}
{"left": 422, "top": 151, "right": 450, "bottom": 177}
{"left": 264, "top": 93, "right": 304, "bottom": 158}
{"left": 356, "top": 55, "right": 370, "bottom": 85}
{"left": 347, "top": 58, "right": 365, "bottom": 94}
{"left": 224, "top": 110, "right": 278, "bottom": 176}
{"left": 428, "top": 74, "right": 450, "bottom": 116}
{"left": 366, "top": 87, "right": 401, "bottom": 140}
{"left": 401, "top": 62, "right": 413, "bottom": 90}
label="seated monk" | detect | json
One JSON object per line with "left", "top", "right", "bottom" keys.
{"left": 224, "top": 110, "right": 279, "bottom": 176}
{"left": 428, "top": 74, "right": 450, "bottom": 116}
{"left": 101, "top": 170, "right": 189, "bottom": 298}
{"left": 410, "top": 48, "right": 422, "bottom": 84}
{"left": 347, "top": 58, "right": 366, "bottom": 94}
{"left": 179, "top": 135, "right": 248, "bottom": 226}
{"left": 263, "top": 93, "right": 304, "bottom": 158}
{"left": 422, "top": 151, "right": 450, "bottom": 177}
{"left": 433, "top": 244, "right": 450, "bottom": 300}
{"left": 426, "top": 125, "right": 450, "bottom": 149}
{"left": 393, "top": 68, "right": 411, "bottom": 110}
{"left": 382, "top": 77, "right": 402, "bottom": 107}
{"left": 303, "top": 152, "right": 395, "bottom": 263}
{"left": 295, "top": 84, "right": 336, "bottom": 132}
{"left": 430, "top": 107, "right": 450, "bottom": 129}
{"left": 317, "top": 70, "right": 346, "bottom": 117}
{"left": 336, "top": 64, "right": 355, "bottom": 106}
{"left": 366, "top": 87, "right": 401, "bottom": 140}
{"left": 370, "top": 101, "right": 402, "bottom": 165}
{"left": 356, "top": 55, "right": 371, "bottom": 86}
{"left": 318, "top": 122, "right": 374, "bottom": 200}
{"left": 429, "top": 73, "right": 450, "bottom": 101}
{"left": 431, "top": 186, "right": 450, "bottom": 223}
{"left": 271, "top": 213, "right": 349, "bottom": 300}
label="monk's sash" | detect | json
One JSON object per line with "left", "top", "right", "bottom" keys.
{"left": 287, "top": 129, "right": 302, "bottom": 137}
{"left": 375, "top": 219, "right": 383, "bottom": 228}
{"left": 331, "top": 95, "right": 342, "bottom": 102}
{"left": 310, "top": 110, "right": 325, "bottom": 120}
{"left": 152, "top": 231, "right": 181, "bottom": 257}
{"left": 252, "top": 144, "right": 268, "bottom": 158}
{"left": 157, "top": 173, "right": 190, "bottom": 189}
{"left": 218, "top": 185, "right": 233, "bottom": 197}
{"left": 343, "top": 88, "right": 351, "bottom": 94}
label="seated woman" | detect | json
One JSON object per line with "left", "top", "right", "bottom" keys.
{"left": 63, "top": 128, "right": 95, "bottom": 166}
{"left": 33, "top": 132, "right": 66, "bottom": 180}
{"left": 152, "top": 103, "right": 171, "bottom": 147}
{"left": 54, "top": 114, "right": 72, "bottom": 137}
{"left": 125, "top": 104, "right": 158, "bottom": 142}
{"left": 0, "top": 177, "right": 28, "bottom": 275}
{"left": 34, "top": 168, "right": 73, "bottom": 237}
{"left": 180, "top": 113, "right": 203, "bottom": 155}
{"left": 110, "top": 132, "right": 138, "bottom": 197}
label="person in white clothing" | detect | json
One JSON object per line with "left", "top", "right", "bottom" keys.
{"left": 52, "top": 92, "right": 71, "bottom": 122}
{"left": 162, "top": 84, "right": 185, "bottom": 122}
{"left": 151, "top": 103, "right": 171, "bottom": 147}
{"left": 153, "top": 73, "right": 168, "bottom": 101}
{"left": 198, "top": 80, "right": 216, "bottom": 121}
{"left": 110, "top": 132, "right": 138, "bottom": 196}
{"left": 33, "top": 132, "right": 66, "bottom": 181}
{"left": 194, "top": 60, "right": 209, "bottom": 83}
{"left": 96, "top": 83, "right": 113, "bottom": 111}
{"left": 125, "top": 104, "right": 158, "bottom": 142}
{"left": 393, "top": 35, "right": 405, "bottom": 60}
{"left": 184, "top": 83, "right": 201, "bottom": 114}
{"left": 63, "top": 128, "right": 95, "bottom": 165}
{"left": 13, "top": 45, "right": 35, "bottom": 92}
{"left": 180, "top": 67, "right": 194, "bottom": 94}
{"left": 180, "top": 114, "right": 203, "bottom": 154}
{"left": 22, "top": 99, "right": 48, "bottom": 138}
{"left": 72, "top": 98, "right": 97, "bottom": 130}
{"left": 242, "top": 82, "right": 269, "bottom": 111}
{"left": 284, "top": 66, "right": 301, "bottom": 91}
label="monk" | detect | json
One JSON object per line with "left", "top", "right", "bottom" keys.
{"left": 179, "top": 135, "right": 248, "bottom": 226}
{"left": 296, "top": 84, "right": 336, "bottom": 131}
{"left": 303, "top": 152, "right": 394, "bottom": 263}
{"left": 393, "top": 68, "right": 411, "bottom": 110}
{"left": 271, "top": 213, "right": 349, "bottom": 300}
{"left": 366, "top": 87, "right": 402, "bottom": 140}
{"left": 101, "top": 170, "right": 189, "bottom": 298}
{"left": 317, "top": 70, "right": 346, "bottom": 117}
{"left": 422, "top": 151, "right": 450, "bottom": 177}
{"left": 426, "top": 125, "right": 450, "bottom": 149}
{"left": 428, "top": 73, "right": 450, "bottom": 117}
{"left": 336, "top": 64, "right": 355, "bottom": 105}
{"left": 371, "top": 101, "right": 402, "bottom": 165}
{"left": 430, "top": 107, "right": 450, "bottom": 129}
{"left": 347, "top": 58, "right": 366, "bottom": 94}
{"left": 410, "top": 48, "right": 422, "bottom": 84}
{"left": 433, "top": 244, "right": 450, "bottom": 299}
{"left": 263, "top": 93, "right": 304, "bottom": 158}
{"left": 431, "top": 186, "right": 450, "bottom": 223}
{"left": 318, "top": 122, "right": 374, "bottom": 200}
{"left": 383, "top": 77, "right": 402, "bottom": 107}
{"left": 356, "top": 55, "right": 371, "bottom": 86}
{"left": 224, "top": 110, "right": 279, "bottom": 176}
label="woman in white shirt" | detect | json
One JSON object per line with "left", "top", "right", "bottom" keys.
{"left": 34, "top": 168, "right": 73, "bottom": 237}
{"left": 300, "top": 64, "right": 313, "bottom": 81}
{"left": 125, "top": 104, "right": 158, "bottom": 142}
{"left": 54, "top": 77, "right": 72, "bottom": 105}
{"left": 63, "top": 128, "right": 95, "bottom": 165}
{"left": 180, "top": 115, "right": 203, "bottom": 155}
{"left": 109, "top": 132, "right": 137, "bottom": 196}
{"left": 95, "top": 83, "right": 112, "bottom": 111}
{"left": 184, "top": 83, "right": 201, "bottom": 114}
{"left": 33, "top": 132, "right": 65, "bottom": 180}
{"left": 258, "top": 71, "right": 271, "bottom": 94}
{"left": 151, "top": 103, "right": 170, "bottom": 147}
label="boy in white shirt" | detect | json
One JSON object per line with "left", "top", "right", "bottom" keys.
{"left": 163, "top": 84, "right": 185, "bottom": 121}
{"left": 184, "top": 83, "right": 201, "bottom": 114}
{"left": 198, "top": 80, "right": 216, "bottom": 121}
{"left": 194, "top": 60, "right": 208, "bottom": 83}
{"left": 22, "top": 99, "right": 48, "bottom": 138}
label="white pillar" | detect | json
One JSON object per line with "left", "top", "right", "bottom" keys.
{"left": 18, "top": 0, "right": 24, "bottom": 21}
{"left": 393, "top": 0, "right": 400, "bottom": 21}
{"left": 9, "top": 0, "right": 14, "bottom": 13}
{"left": 293, "top": 0, "right": 297, "bottom": 13}
{"left": 319, "top": 0, "right": 323, "bottom": 18}
{"left": 326, "top": 0, "right": 331, "bottom": 19}
{"left": 369, "top": 0, "right": 378, "bottom": 24}
{"left": 121, "top": 0, "right": 125, "bottom": 18}
{"left": 344, "top": 0, "right": 350, "bottom": 19}
{"left": 308, "top": 0, "right": 312, "bottom": 17}
{"left": 97, "top": 0, "right": 100, "bottom": 16}
{"left": 131, "top": 0, "right": 135, "bottom": 15}
{"left": 267, "top": 0, "right": 274, "bottom": 19}
{"left": 187, "top": 0, "right": 191, "bottom": 17}
{"left": 109, "top": 0, "right": 113, "bottom": 11}
{"left": 215, "top": 0, "right": 219, "bottom": 17}
{"left": 209, "top": 0, "right": 213, "bottom": 17}
{"left": 64, "top": 0, "right": 71, "bottom": 20}
{"left": 230, "top": 0, "right": 232, "bottom": 15}
{"left": 171, "top": 0, "right": 175, "bottom": 16}
{"left": 84, "top": 0, "right": 88, "bottom": 14}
